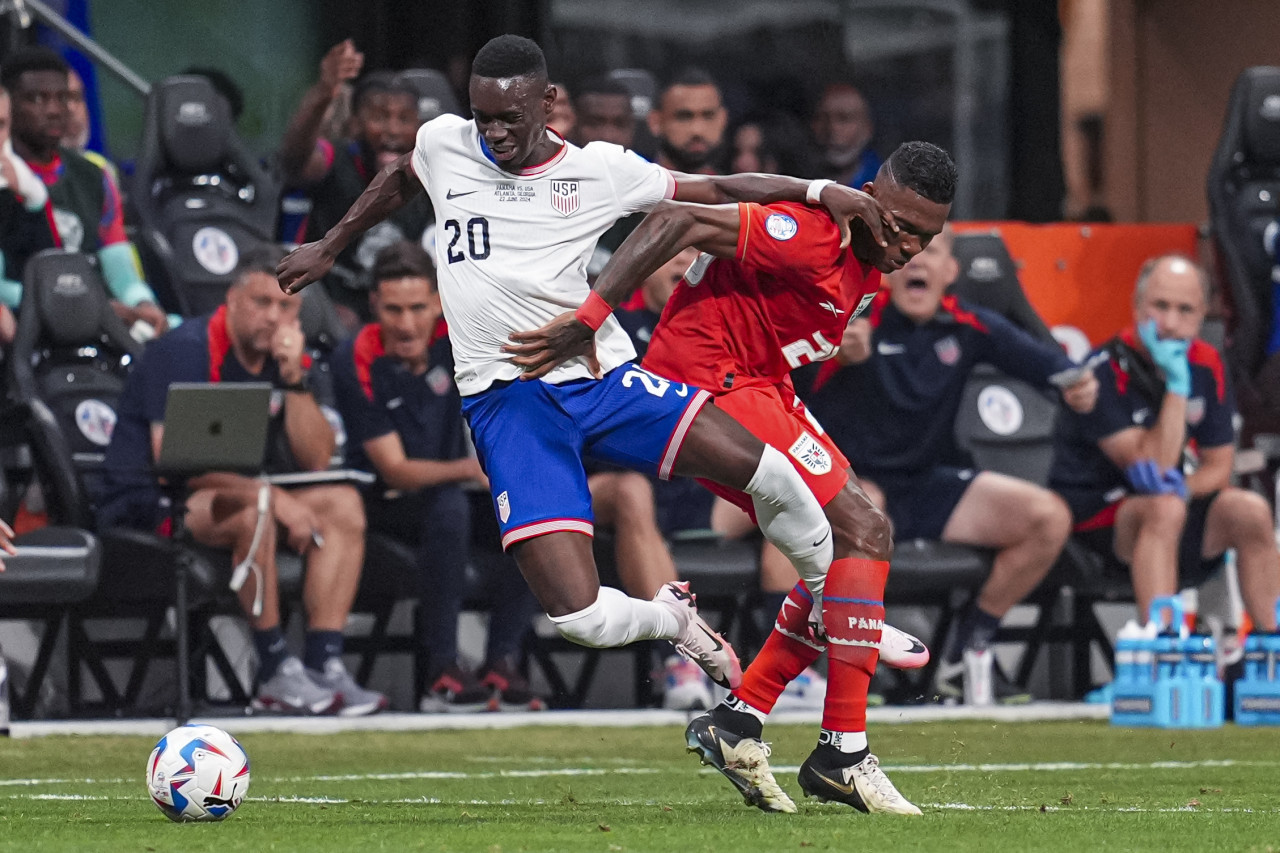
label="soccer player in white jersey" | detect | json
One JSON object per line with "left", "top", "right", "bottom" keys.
{"left": 278, "top": 35, "right": 902, "bottom": 700}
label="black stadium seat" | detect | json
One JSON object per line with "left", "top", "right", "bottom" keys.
{"left": 130, "top": 75, "right": 282, "bottom": 317}
{"left": 1207, "top": 66, "right": 1280, "bottom": 431}
{"left": 949, "top": 231, "right": 1056, "bottom": 345}
{"left": 5, "top": 250, "right": 244, "bottom": 714}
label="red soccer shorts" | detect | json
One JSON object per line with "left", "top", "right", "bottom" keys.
{"left": 697, "top": 381, "right": 849, "bottom": 517}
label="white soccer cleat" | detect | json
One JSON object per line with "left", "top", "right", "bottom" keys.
{"left": 655, "top": 581, "right": 743, "bottom": 689}
{"left": 878, "top": 623, "right": 930, "bottom": 670}
{"left": 797, "top": 752, "right": 922, "bottom": 815}
{"left": 685, "top": 713, "right": 797, "bottom": 813}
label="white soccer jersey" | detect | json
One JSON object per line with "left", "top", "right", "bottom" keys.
{"left": 411, "top": 114, "right": 675, "bottom": 395}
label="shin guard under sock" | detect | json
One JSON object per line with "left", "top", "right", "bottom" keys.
{"left": 820, "top": 557, "right": 889, "bottom": 736}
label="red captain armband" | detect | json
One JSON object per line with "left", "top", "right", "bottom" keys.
{"left": 574, "top": 291, "right": 613, "bottom": 332}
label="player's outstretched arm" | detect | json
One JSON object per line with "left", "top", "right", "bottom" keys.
{"left": 504, "top": 201, "right": 740, "bottom": 380}
{"left": 672, "top": 172, "right": 894, "bottom": 250}
{"left": 276, "top": 152, "right": 424, "bottom": 294}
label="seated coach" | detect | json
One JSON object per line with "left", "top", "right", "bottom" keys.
{"left": 96, "top": 244, "right": 384, "bottom": 716}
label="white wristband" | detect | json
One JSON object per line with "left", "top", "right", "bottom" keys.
{"left": 806, "top": 178, "right": 836, "bottom": 205}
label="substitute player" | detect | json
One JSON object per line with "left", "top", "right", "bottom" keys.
{"left": 277, "top": 36, "right": 898, "bottom": 703}
{"left": 509, "top": 142, "right": 956, "bottom": 814}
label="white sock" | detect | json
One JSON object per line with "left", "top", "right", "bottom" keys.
{"left": 747, "top": 445, "right": 834, "bottom": 595}
{"left": 819, "top": 729, "right": 869, "bottom": 754}
{"left": 549, "top": 587, "right": 680, "bottom": 648}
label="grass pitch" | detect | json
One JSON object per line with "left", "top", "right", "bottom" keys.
{"left": 2, "top": 719, "right": 1278, "bottom": 852}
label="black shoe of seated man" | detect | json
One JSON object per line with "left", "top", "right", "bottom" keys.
{"left": 480, "top": 658, "right": 546, "bottom": 711}
{"left": 419, "top": 664, "right": 496, "bottom": 713}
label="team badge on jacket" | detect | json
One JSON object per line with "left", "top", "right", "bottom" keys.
{"left": 550, "top": 180, "right": 580, "bottom": 217}
{"left": 934, "top": 335, "right": 961, "bottom": 366}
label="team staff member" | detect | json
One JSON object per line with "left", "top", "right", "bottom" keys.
{"left": 97, "top": 245, "right": 384, "bottom": 716}
{"left": 1050, "top": 254, "right": 1280, "bottom": 630}
{"left": 330, "top": 241, "right": 544, "bottom": 712}
{"left": 2, "top": 48, "right": 168, "bottom": 337}
{"left": 808, "top": 225, "right": 1097, "bottom": 704}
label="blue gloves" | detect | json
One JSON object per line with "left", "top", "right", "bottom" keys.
{"left": 1125, "top": 459, "right": 1187, "bottom": 498}
{"left": 1139, "top": 319, "right": 1191, "bottom": 397}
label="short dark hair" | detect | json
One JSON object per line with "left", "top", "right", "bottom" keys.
{"left": 373, "top": 240, "right": 436, "bottom": 289}
{"left": 231, "top": 243, "right": 288, "bottom": 287}
{"left": 0, "top": 46, "right": 69, "bottom": 92}
{"left": 658, "top": 66, "right": 720, "bottom": 102}
{"left": 882, "top": 141, "right": 957, "bottom": 205}
{"left": 471, "top": 35, "right": 546, "bottom": 80}
{"left": 574, "top": 76, "right": 631, "bottom": 103}
{"left": 352, "top": 70, "right": 419, "bottom": 113}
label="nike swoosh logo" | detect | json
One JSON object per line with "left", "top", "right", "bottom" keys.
{"left": 877, "top": 342, "right": 905, "bottom": 355}
{"left": 446, "top": 189, "right": 478, "bottom": 199}
{"left": 812, "top": 769, "right": 857, "bottom": 796}
{"left": 698, "top": 625, "right": 724, "bottom": 652}
{"left": 812, "top": 529, "right": 830, "bottom": 549}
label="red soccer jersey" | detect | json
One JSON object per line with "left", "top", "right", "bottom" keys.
{"left": 643, "top": 201, "right": 881, "bottom": 392}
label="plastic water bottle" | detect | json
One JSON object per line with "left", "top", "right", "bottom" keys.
{"left": 1114, "top": 620, "right": 1145, "bottom": 685}
{"left": 0, "top": 652, "right": 10, "bottom": 737}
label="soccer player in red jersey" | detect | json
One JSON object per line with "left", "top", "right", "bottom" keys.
{"left": 508, "top": 141, "right": 955, "bottom": 814}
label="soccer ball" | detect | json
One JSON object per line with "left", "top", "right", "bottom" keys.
{"left": 146, "top": 724, "right": 250, "bottom": 821}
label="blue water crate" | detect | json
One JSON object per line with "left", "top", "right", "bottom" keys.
{"left": 1112, "top": 596, "right": 1222, "bottom": 728}
{"left": 1179, "top": 633, "right": 1224, "bottom": 728}
{"left": 1235, "top": 602, "right": 1280, "bottom": 725}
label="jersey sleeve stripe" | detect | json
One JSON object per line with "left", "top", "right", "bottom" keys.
{"left": 657, "top": 388, "right": 712, "bottom": 480}
{"left": 735, "top": 203, "right": 753, "bottom": 262}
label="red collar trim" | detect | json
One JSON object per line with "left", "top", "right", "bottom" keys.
{"left": 207, "top": 305, "right": 232, "bottom": 382}
{"left": 353, "top": 323, "right": 386, "bottom": 401}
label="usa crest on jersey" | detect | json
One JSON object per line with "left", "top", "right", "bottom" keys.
{"left": 550, "top": 180, "right": 580, "bottom": 217}
{"left": 934, "top": 335, "right": 961, "bottom": 366}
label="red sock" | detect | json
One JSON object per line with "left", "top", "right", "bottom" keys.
{"left": 735, "top": 582, "right": 824, "bottom": 714}
{"left": 820, "top": 557, "right": 889, "bottom": 734}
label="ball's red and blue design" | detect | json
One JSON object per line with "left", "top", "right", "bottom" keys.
{"left": 146, "top": 724, "right": 250, "bottom": 821}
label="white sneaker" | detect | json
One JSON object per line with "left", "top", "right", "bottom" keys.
{"left": 798, "top": 752, "right": 922, "bottom": 815}
{"left": 252, "top": 656, "right": 340, "bottom": 715}
{"left": 661, "top": 655, "right": 715, "bottom": 711}
{"left": 654, "top": 582, "right": 743, "bottom": 689}
{"left": 879, "top": 624, "right": 930, "bottom": 670}
{"left": 308, "top": 658, "right": 389, "bottom": 717}
{"left": 773, "top": 666, "right": 827, "bottom": 712}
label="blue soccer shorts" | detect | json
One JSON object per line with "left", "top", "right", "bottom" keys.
{"left": 461, "top": 364, "right": 711, "bottom": 550}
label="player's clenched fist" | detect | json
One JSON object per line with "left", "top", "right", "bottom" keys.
{"left": 836, "top": 318, "right": 873, "bottom": 365}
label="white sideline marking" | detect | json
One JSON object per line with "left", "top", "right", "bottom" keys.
{"left": 920, "top": 802, "right": 1273, "bottom": 814}
{"left": 3, "top": 757, "right": 1270, "bottom": 791}
{"left": 6, "top": 793, "right": 1277, "bottom": 814}
{"left": 7, "top": 702, "right": 1109, "bottom": 739}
